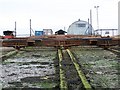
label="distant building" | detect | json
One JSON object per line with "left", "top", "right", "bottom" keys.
{"left": 3, "top": 30, "right": 14, "bottom": 39}
{"left": 43, "top": 29, "right": 53, "bottom": 35}
{"left": 55, "top": 29, "right": 67, "bottom": 35}
{"left": 35, "top": 31, "right": 44, "bottom": 36}
{"left": 67, "top": 19, "right": 94, "bottom": 35}
{"left": 95, "top": 29, "right": 118, "bottom": 36}
{"left": 3, "top": 30, "right": 14, "bottom": 36}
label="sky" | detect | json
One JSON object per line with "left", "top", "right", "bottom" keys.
{"left": 0, "top": 0, "right": 119, "bottom": 36}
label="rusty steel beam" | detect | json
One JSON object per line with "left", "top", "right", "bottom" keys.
{"left": 1, "top": 35, "right": 120, "bottom": 49}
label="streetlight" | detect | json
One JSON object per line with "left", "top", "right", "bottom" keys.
{"left": 94, "top": 6, "right": 99, "bottom": 30}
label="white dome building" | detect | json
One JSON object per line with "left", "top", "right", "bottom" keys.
{"left": 67, "top": 19, "right": 94, "bottom": 35}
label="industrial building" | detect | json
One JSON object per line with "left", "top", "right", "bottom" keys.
{"left": 67, "top": 19, "right": 94, "bottom": 35}
{"left": 55, "top": 29, "right": 67, "bottom": 35}
{"left": 35, "top": 31, "right": 44, "bottom": 36}
{"left": 43, "top": 29, "right": 53, "bottom": 35}
{"left": 35, "top": 29, "right": 53, "bottom": 36}
{"left": 95, "top": 29, "right": 118, "bottom": 37}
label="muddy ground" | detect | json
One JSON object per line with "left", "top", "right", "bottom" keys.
{"left": 0, "top": 46, "right": 119, "bottom": 89}
{"left": 1, "top": 47, "right": 59, "bottom": 89}
{"left": 0, "top": 47, "right": 15, "bottom": 55}
{"left": 71, "top": 46, "right": 120, "bottom": 89}
{"left": 61, "top": 50, "right": 83, "bottom": 89}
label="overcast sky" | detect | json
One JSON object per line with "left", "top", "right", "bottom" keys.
{"left": 0, "top": 0, "right": 119, "bottom": 36}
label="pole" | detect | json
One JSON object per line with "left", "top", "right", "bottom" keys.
{"left": 88, "top": 18, "right": 89, "bottom": 28}
{"left": 90, "top": 9, "right": 92, "bottom": 35}
{"left": 15, "top": 21, "right": 16, "bottom": 37}
{"left": 30, "top": 19, "right": 31, "bottom": 37}
{"left": 90, "top": 9, "right": 92, "bottom": 27}
{"left": 64, "top": 27, "right": 65, "bottom": 31}
{"left": 94, "top": 6, "right": 99, "bottom": 30}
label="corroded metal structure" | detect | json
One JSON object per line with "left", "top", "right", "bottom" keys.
{"left": 1, "top": 35, "right": 120, "bottom": 49}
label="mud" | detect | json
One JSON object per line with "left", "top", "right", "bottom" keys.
{"left": 1, "top": 46, "right": 119, "bottom": 89}
{"left": 60, "top": 50, "right": 84, "bottom": 89}
{"left": 1, "top": 47, "right": 15, "bottom": 55}
{"left": 71, "top": 47, "right": 119, "bottom": 89}
{"left": 1, "top": 47, "right": 58, "bottom": 89}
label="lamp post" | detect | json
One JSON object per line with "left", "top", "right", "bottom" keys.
{"left": 94, "top": 6, "right": 99, "bottom": 30}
